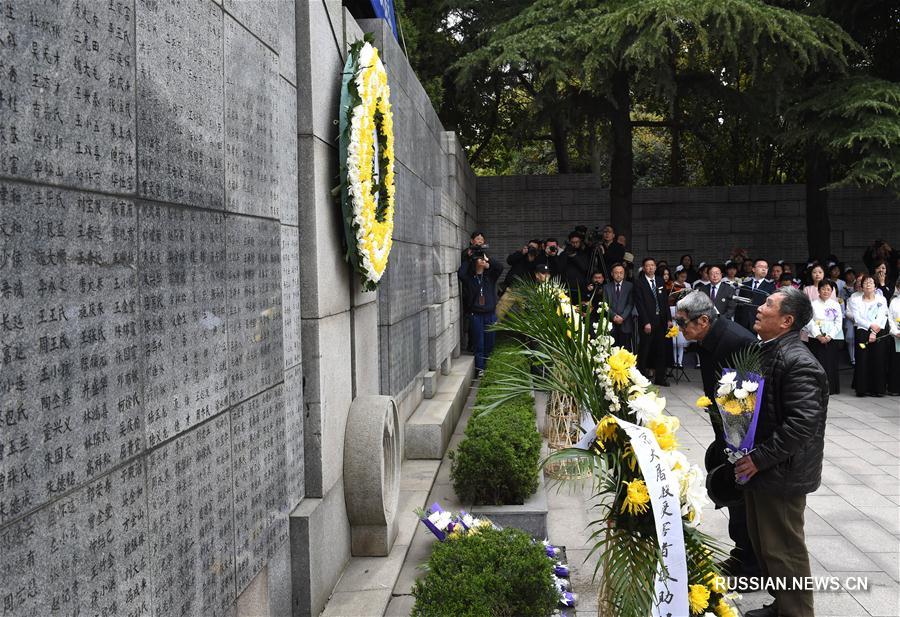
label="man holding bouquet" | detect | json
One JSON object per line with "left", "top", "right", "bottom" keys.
{"left": 674, "top": 291, "right": 760, "bottom": 578}
{"left": 736, "top": 287, "right": 827, "bottom": 617}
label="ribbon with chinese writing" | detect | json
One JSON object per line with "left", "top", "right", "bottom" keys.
{"left": 617, "top": 419, "right": 689, "bottom": 617}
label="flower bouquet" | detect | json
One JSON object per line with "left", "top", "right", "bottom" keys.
{"left": 705, "top": 347, "right": 764, "bottom": 484}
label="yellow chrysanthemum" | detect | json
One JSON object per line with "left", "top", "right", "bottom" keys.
{"left": 696, "top": 395, "right": 713, "bottom": 408}
{"left": 707, "top": 573, "right": 728, "bottom": 594}
{"left": 647, "top": 416, "right": 679, "bottom": 451}
{"left": 607, "top": 348, "right": 637, "bottom": 389}
{"left": 620, "top": 479, "right": 651, "bottom": 515}
{"left": 622, "top": 444, "right": 638, "bottom": 471}
{"left": 595, "top": 415, "right": 619, "bottom": 450}
{"left": 721, "top": 399, "right": 745, "bottom": 416}
{"left": 666, "top": 324, "right": 680, "bottom": 339}
{"left": 715, "top": 598, "right": 738, "bottom": 617}
{"left": 688, "top": 584, "right": 711, "bottom": 614}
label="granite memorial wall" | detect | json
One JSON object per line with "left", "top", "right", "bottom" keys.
{"left": 0, "top": 0, "right": 298, "bottom": 615}
{"left": 477, "top": 175, "right": 900, "bottom": 268}
{"left": 1, "top": 1, "right": 476, "bottom": 616}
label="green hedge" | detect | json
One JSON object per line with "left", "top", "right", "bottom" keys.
{"left": 450, "top": 342, "right": 541, "bottom": 505}
{"left": 411, "top": 527, "right": 558, "bottom": 617}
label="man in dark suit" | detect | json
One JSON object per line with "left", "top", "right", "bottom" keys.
{"left": 735, "top": 258, "right": 775, "bottom": 332}
{"left": 675, "top": 291, "right": 761, "bottom": 579}
{"left": 700, "top": 264, "right": 736, "bottom": 320}
{"left": 602, "top": 263, "right": 634, "bottom": 350}
{"left": 634, "top": 257, "right": 671, "bottom": 386}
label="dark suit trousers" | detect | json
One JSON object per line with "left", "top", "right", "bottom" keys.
{"left": 745, "top": 490, "right": 814, "bottom": 617}
{"left": 611, "top": 324, "right": 633, "bottom": 351}
{"left": 638, "top": 321, "right": 667, "bottom": 383}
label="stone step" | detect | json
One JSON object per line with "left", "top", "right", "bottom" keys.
{"left": 404, "top": 356, "right": 475, "bottom": 459}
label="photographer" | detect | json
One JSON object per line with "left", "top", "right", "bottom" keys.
{"left": 458, "top": 250, "right": 504, "bottom": 375}
{"left": 558, "top": 230, "right": 591, "bottom": 299}
{"left": 503, "top": 239, "right": 543, "bottom": 291}
{"left": 461, "top": 231, "right": 487, "bottom": 265}
{"left": 544, "top": 237, "right": 562, "bottom": 277}
{"left": 596, "top": 224, "right": 625, "bottom": 274}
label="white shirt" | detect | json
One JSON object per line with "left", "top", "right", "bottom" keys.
{"left": 889, "top": 296, "right": 900, "bottom": 337}
{"left": 847, "top": 293, "right": 889, "bottom": 331}
{"left": 804, "top": 298, "right": 844, "bottom": 340}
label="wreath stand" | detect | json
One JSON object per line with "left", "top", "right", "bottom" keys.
{"left": 545, "top": 390, "right": 591, "bottom": 480}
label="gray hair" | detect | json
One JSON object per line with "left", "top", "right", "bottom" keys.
{"left": 676, "top": 290, "right": 717, "bottom": 322}
{"left": 773, "top": 286, "right": 813, "bottom": 331}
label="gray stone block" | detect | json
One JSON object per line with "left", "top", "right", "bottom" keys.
{"left": 434, "top": 273, "right": 451, "bottom": 303}
{"left": 343, "top": 396, "right": 401, "bottom": 556}
{"left": 471, "top": 470, "right": 549, "bottom": 539}
{"left": 377, "top": 311, "right": 428, "bottom": 396}
{"left": 301, "top": 311, "right": 353, "bottom": 497}
{"left": 136, "top": 0, "right": 224, "bottom": 209}
{"left": 296, "top": 135, "right": 352, "bottom": 319}
{"left": 148, "top": 413, "right": 236, "bottom": 616}
{"left": 405, "top": 399, "right": 455, "bottom": 459}
{"left": 278, "top": 0, "right": 297, "bottom": 85}
{"left": 226, "top": 215, "right": 284, "bottom": 407}
{"left": 352, "top": 300, "right": 381, "bottom": 396}
{"left": 232, "top": 385, "right": 289, "bottom": 594}
{"left": 290, "top": 483, "right": 352, "bottom": 617}
{"left": 225, "top": 13, "right": 280, "bottom": 218}
{"left": 141, "top": 202, "right": 229, "bottom": 446}
{"left": 284, "top": 365, "right": 305, "bottom": 510}
{"left": 0, "top": 459, "right": 152, "bottom": 617}
{"left": 0, "top": 182, "right": 144, "bottom": 523}
{"left": 0, "top": 0, "right": 136, "bottom": 193}
{"left": 423, "top": 371, "right": 437, "bottom": 399}
{"left": 225, "top": 0, "right": 279, "bottom": 51}
{"left": 296, "top": 0, "right": 343, "bottom": 142}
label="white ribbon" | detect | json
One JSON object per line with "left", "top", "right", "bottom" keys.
{"left": 617, "top": 419, "right": 689, "bottom": 617}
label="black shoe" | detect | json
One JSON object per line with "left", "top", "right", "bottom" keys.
{"left": 745, "top": 603, "right": 776, "bottom": 617}
{"left": 656, "top": 381, "right": 670, "bottom": 387}
{"left": 873, "top": 393, "right": 884, "bottom": 398}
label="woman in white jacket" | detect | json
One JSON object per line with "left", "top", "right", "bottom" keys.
{"left": 849, "top": 275, "right": 890, "bottom": 397}
{"left": 804, "top": 280, "right": 844, "bottom": 394}
{"left": 888, "top": 280, "right": 900, "bottom": 395}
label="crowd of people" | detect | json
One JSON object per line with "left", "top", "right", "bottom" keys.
{"left": 458, "top": 230, "right": 900, "bottom": 396}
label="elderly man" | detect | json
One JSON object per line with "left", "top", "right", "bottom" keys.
{"left": 675, "top": 291, "right": 760, "bottom": 578}
{"left": 736, "top": 287, "right": 827, "bottom": 617}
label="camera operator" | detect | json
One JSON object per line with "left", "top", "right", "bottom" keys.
{"left": 458, "top": 250, "right": 504, "bottom": 375}
{"left": 543, "top": 238, "right": 563, "bottom": 277}
{"left": 503, "top": 239, "right": 543, "bottom": 291}
{"left": 558, "top": 230, "right": 591, "bottom": 299}
{"left": 461, "top": 231, "right": 487, "bottom": 265}
{"left": 596, "top": 224, "right": 625, "bottom": 276}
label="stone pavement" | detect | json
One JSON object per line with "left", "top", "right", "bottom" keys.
{"left": 387, "top": 368, "right": 898, "bottom": 617}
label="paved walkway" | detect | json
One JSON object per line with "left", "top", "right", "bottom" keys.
{"left": 390, "top": 368, "right": 899, "bottom": 617}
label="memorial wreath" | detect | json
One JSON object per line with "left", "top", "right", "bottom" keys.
{"left": 487, "top": 281, "right": 740, "bottom": 617}
{"left": 338, "top": 35, "right": 395, "bottom": 290}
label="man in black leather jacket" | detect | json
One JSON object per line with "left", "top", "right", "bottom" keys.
{"left": 735, "top": 287, "right": 827, "bottom": 617}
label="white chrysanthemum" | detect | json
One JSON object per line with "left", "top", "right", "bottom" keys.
{"left": 743, "top": 381, "right": 759, "bottom": 393}
{"left": 629, "top": 366, "right": 651, "bottom": 389}
{"left": 629, "top": 392, "right": 666, "bottom": 426}
{"left": 719, "top": 372, "right": 737, "bottom": 385}
{"left": 717, "top": 382, "right": 734, "bottom": 397}
{"left": 681, "top": 465, "right": 709, "bottom": 527}
{"left": 428, "top": 510, "right": 453, "bottom": 530}
{"left": 733, "top": 388, "right": 749, "bottom": 400}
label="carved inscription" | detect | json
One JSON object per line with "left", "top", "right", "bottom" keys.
{"left": 147, "top": 413, "right": 235, "bottom": 617}
{"left": 0, "top": 181, "right": 143, "bottom": 526}
{"left": 283, "top": 365, "right": 304, "bottom": 509}
{"left": 136, "top": 0, "right": 225, "bottom": 209}
{"left": 280, "top": 224, "right": 300, "bottom": 370}
{"left": 275, "top": 77, "right": 298, "bottom": 225}
{"left": 140, "top": 203, "right": 228, "bottom": 447}
{"left": 0, "top": 0, "right": 136, "bottom": 192}
{"left": 231, "top": 385, "right": 287, "bottom": 593}
{"left": 224, "top": 14, "right": 279, "bottom": 219}
{"left": 0, "top": 461, "right": 151, "bottom": 617}
{"left": 226, "top": 215, "right": 283, "bottom": 406}
{"left": 224, "top": 0, "right": 278, "bottom": 52}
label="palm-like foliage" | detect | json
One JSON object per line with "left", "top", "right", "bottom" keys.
{"left": 488, "top": 279, "right": 730, "bottom": 617}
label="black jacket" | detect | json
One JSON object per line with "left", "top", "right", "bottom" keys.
{"left": 634, "top": 275, "right": 668, "bottom": 327}
{"left": 557, "top": 246, "right": 591, "bottom": 297}
{"left": 735, "top": 278, "right": 776, "bottom": 332}
{"left": 699, "top": 281, "right": 736, "bottom": 320}
{"left": 503, "top": 250, "right": 540, "bottom": 289}
{"left": 747, "top": 330, "right": 828, "bottom": 496}
{"left": 697, "top": 318, "right": 758, "bottom": 447}
{"left": 458, "top": 261, "right": 503, "bottom": 314}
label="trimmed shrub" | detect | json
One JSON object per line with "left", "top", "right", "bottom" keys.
{"left": 451, "top": 341, "right": 541, "bottom": 505}
{"left": 411, "top": 527, "right": 558, "bottom": 617}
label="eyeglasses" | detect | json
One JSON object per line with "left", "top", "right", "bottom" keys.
{"left": 674, "top": 316, "right": 698, "bottom": 328}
